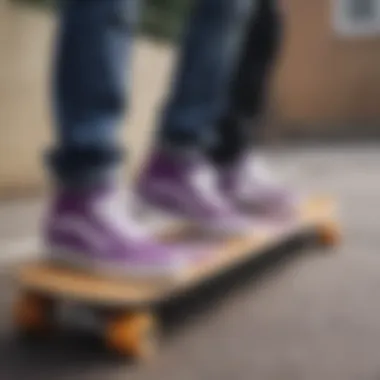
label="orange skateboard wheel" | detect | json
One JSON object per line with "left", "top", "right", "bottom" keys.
{"left": 13, "top": 292, "right": 53, "bottom": 336}
{"left": 106, "top": 311, "right": 158, "bottom": 360}
{"left": 318, "top": 221, "right": 341, "bottom": 247}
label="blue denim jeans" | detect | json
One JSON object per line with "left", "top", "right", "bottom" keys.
{"left": 49, "top": 0, "right": 255, "bottom": 186}
{"left": 211, "top": 0, "right": 283, "bottom": 163}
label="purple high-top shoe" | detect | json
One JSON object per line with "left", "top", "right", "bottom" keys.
{"left": 136, "top": 148, "right": 252, "bottom": 236}
{"left": 218, "top": 153, "right": 299, "bottom": 220}
{"left": 44, "top": 185, "right": 190, "bottom": 278}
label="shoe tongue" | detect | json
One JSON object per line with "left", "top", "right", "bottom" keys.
{"left": 96, "top": 186, "right": 150, "bottom": 241}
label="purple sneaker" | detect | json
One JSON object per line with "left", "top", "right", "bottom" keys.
{"left": 218, "top": 153, "right": 299, "bottom": 220}
{"left": 43, "top": 185, "right": 189, "bottom": 279}
{"left": 136, "top": 148, "right": 252, "bottom": 236}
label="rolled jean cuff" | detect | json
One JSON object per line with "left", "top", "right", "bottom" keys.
{"left": 46, "top": 146, "right": 124, "bottom": 188}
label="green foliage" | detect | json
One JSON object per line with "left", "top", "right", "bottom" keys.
{"left": 13, "top": 0, "right": 192, "bottom": 42}
{"left": 142, "top": 0, "right": 192, "bottom": 42}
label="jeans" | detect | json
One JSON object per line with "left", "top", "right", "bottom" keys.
{"left": 49, "top": 0, "right": 279, "bottom": 186}
{"left": 210, "top": 0, "right": 283, "bottom": 163}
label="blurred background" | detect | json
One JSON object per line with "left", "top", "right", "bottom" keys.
{"left": 1, "top": 1, "right": 380, "bottom": 379}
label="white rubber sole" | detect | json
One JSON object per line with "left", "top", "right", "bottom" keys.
{"left": 133, "top": 194, "right": 282, "bottom": 237}
{"left": 45, "top": 246, "right": 188, "bottom": 282}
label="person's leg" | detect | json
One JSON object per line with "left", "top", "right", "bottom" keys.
{"left": 211, "top": 0, "right": 284, "bottom": 164}
{"left": 157, "top": 0, "right": 256, "bottom": 148}
{"left": 45, "top": 0, "right": 188, "bottom": 278}
{"left": 138, "top": 0, "right": 257, "bottom": 234}
{"left": 210, "top": 0, "right": 298, "bottom": 218}
{"left": 49, "top": 0, "right": 138, "bottom": 187}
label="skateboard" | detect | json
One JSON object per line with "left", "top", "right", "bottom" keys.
{"left": 12, "top": 196, "right": 340, "bottom": 360}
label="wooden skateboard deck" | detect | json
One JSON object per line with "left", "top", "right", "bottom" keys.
{"left": 13, "top": 195, "right": 340, "bottom": 360}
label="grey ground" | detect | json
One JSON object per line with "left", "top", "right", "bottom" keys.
{"left": 0, "top": 145, "right": 380, "bottom": 380}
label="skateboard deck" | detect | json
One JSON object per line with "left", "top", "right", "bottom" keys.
{"left": 13, "top": 195, "right": 340, "bottom": 359}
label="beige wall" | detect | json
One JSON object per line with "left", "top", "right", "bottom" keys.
{"left": 0, "top": 4, "right": 53, "bottom": 197}
{"left": 271, "top": 0, "right": 380, "bottom": 135}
